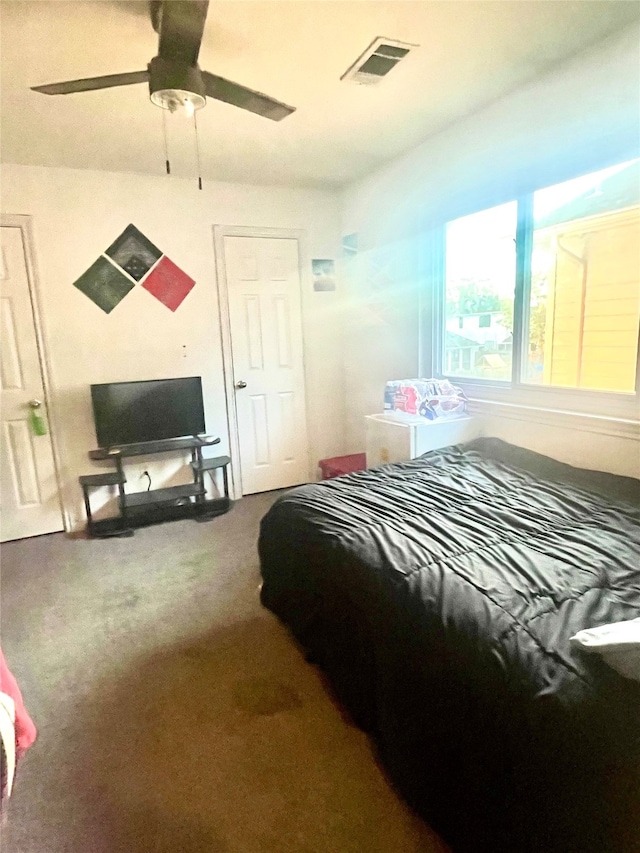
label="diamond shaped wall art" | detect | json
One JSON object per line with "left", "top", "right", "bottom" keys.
{"left": 73, "top": 256, "right": 135, "bottom": 314}
{"left": 104, "top": 224, "right": 162, "bottom": 281}
{"left": 72, "top": 224, "right": 196, "bottom": 314}
{"left": 142, "top": 256, "right": 196, "bottom": 312}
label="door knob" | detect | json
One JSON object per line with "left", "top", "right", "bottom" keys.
{"left": 234, "top": 380, "right": 247, "bottom": 390}
{"left": 29, "top": 399, "right": 42, "bottom": 408}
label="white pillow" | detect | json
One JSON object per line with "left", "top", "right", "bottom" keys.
{"left": 0, "top": 691, "right": 16, "bottom": 801}
{"left": 570, "top": 618, "right": 640, "bottom": 682}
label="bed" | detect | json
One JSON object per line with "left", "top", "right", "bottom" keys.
{"left": 258, "top": 438, "right": 640, "bottom": 853}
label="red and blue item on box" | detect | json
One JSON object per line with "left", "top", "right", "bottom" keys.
{"left": 384, "top": 378, "right": 467, "bottom": 421}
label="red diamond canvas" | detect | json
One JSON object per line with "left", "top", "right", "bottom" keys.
{"left": 142, "top": 256, "right": 196, "bottom": 311}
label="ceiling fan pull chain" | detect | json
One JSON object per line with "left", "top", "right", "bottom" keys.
{"left": 162, "top": 108, "right": 171, "bottom": 175}
{"left": 194, "top": 111, "right": 203, "bottom": 191}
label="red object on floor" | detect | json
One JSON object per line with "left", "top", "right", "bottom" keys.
{"left": 319, "top": 453, "right": 367, "bottom": 480}
{"left": 0, "top": 648, "right": 37, "bottom": 758}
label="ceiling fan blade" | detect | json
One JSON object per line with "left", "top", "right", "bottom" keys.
{"left": 156, "top": 0, "right": 209, "bottom": 66}
{"left": 31, "top": 70, "right": 149, "bottom": 96}
{"left": 201, "top": 71, "right": 295, "bottom": 121}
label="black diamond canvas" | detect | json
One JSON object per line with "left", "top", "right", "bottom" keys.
{"left": 122, "top": 254, "right": 153, "bottom": 281}
{"left": 105, "top": 224, "right": 162, "bottom": 281}
{"left": 73, "top": 256, "right": 135, "bottom": 314}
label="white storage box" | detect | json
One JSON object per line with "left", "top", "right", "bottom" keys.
{"left": 365, "top": 414, "right": 480, "bottom": 468}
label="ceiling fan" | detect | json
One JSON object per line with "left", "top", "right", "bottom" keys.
{"left": 31, "top": 0, "right": 295, "bottom": 121}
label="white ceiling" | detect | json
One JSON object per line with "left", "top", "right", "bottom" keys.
{"left": 1, "top": 0, "right": 639, "bottom": 188}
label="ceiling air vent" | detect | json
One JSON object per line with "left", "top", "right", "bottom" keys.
{"left": 341, "top": 37, "right": 417, "bottom": 85}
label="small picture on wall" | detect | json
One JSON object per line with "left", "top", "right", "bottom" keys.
{"left": 312, "top": 259, "right": 336, "bottom": 291}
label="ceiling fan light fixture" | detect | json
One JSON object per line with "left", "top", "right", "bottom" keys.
{"left": 150, "top": 88, "right": 206, "bottom": 114}
{"left": 148, "top": 55, "right": 206, "bottom": 115}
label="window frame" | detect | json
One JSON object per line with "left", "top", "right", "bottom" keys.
{"left": 427, "top": 177, "right": 640, "bottom": 421}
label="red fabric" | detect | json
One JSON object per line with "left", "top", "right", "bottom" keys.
{"left": 0, "top": 648, "right": 37, "bottom": 758}
{"left": 142, "top": 255, "right": 196, "bottom": 311}
{"left": 319, "top": 453, "right": 367, "bottom": 480}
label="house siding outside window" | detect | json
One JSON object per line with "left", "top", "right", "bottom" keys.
{"left": 440, "top": 158, "right": 639, "bottom": 399}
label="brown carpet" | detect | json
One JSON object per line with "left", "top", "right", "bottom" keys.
{"left": 0, "top": 492, "right": 448, "bottom": 853}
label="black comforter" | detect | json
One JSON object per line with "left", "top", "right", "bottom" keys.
{"left": 259, "top": 438, "right": 640, "bottom": 853}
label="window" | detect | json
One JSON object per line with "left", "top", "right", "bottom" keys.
{"left": 526, "top": 162, "right": 640, "bottom": 392}
{"left": 444, "top": 201, "right": 517, "bottom": 381}
{"left": 440, "top": 159, "right": 640, "bottom": 396}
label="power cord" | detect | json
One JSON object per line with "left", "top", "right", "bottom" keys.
{"left": 208, "top": 471, "right": 220, "bottom": 498}
{"left": 142, "top": 471, "right": 152, "bottom": 491}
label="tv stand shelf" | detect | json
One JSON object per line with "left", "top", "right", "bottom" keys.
{"left": 81, "top": 436, "right": 231, "bottom": 538}
{"left": 88, "top": 435, "right": 220, "bottom": 460}
{"left": 124, "top": 482, "right": 206, "bottom": 508}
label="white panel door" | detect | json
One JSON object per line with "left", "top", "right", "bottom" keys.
{"left": 225, "top": 236, "right": 309, "bottom": 494}
{"left": 1, "top": 226, "right": 62, "bottom": 541}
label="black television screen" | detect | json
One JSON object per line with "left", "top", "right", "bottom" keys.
{"left": 90, "top": 377, "right": 206, "bottom": 448}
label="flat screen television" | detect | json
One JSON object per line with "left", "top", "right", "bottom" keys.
{"left": 90, "top": 377, "right": 206, "bottom": 449}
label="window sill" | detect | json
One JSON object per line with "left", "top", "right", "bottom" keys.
{"left": 468, "top": 396, "right": 640, "bottom": 441}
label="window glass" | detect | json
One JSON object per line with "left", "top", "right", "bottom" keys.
{"left": 525, "top": 159, "right": 640, "bottom": 392}
{"left": 444, "top": 201, "right": 517, "bottom": 380}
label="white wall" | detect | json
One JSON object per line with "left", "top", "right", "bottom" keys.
{"left": 339, "top": 23, "right": 640, "bottom": 475}
{"left": 1, "top": 163, "right": 345, "bottom": 529}
{"left": 342, "top": 24, "right": 640, "bottom": 242}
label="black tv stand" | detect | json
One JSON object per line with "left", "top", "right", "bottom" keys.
{"left": 81, "top": 436, "right": 231, "bottom": 537}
